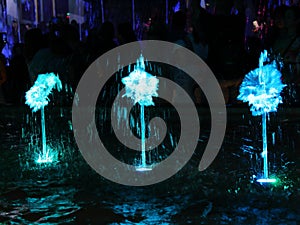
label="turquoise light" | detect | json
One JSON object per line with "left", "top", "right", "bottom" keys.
{"left": 35, "top": 148, "right": 57, "bottom": 164}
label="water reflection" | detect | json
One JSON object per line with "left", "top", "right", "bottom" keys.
{"left": 0, "top": 106, "right": 299, "bottom": 224}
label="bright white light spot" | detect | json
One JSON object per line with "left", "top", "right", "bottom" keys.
{"left": 136, "top": 166, "right": 153, "bottom": 172}
{"left": 257, "top": 178, "right": 277, "bottom": 183}
{"left": 36, "top": 157, "right": 53, "bottom": 164}
{"left": 35, "top": 149, "right": 57, "bottom": 164}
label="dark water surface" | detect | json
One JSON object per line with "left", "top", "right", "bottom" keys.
{"left": 0, "top": 105, "right": 299, "bottom": 224}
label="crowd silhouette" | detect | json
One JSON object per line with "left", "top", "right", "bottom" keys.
{"left": 0, "top": 1, "right": 300, "bottom": 106}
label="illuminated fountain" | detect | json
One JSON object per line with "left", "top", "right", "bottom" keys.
{"left": 238, "top": 50, "right": 286, "bottom": 183}
{"left": 122, "top": 54, "right": 159, "bottom": 171}
{"left": 25, "top": 73, "right": 62, "bottom": 164}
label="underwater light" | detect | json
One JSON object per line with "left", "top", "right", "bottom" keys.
{"left": 36, "top": 157, "right": 53, "bottom": 164}
{"left": 35, "top": 150, "right": 54, "bottom": 164}
{"left": 136, "top": 165, "right": 153, "bottom": 172}
{"left": 257, "top": 178, "right": 277, "bottom": 183}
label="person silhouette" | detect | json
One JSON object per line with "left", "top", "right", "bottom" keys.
{"left": 0, "top": 33, "right": 7, "bottom": 104}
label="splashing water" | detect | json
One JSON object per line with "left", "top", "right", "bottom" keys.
{"left": 122, "top": 55, "right": 159, "bottom": 107}
{"left": 26, "top": 73, "right": 62, "bottom": 112}
{"left": 122, "top": 55, "right": 159, "bottom": 171}
{"left": 238, "top": 50, "right": 286, "bottom": 116}
{"left": 238, "top": 50, "right": 286, "bottom": 183}
{"left": 25, "top": 73, "right": 62, "bottom": 164}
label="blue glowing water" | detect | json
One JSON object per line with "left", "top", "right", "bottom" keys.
{"left": 25, "top": 73, "right": 62, "bottom": 112}
{"left": 122, "top": 55, "right": 159, "bottom": 107}
{"left": 25, "top": 73, "right": 62, "bottom": 164}
{"left": 238, "top": 50, "right": 286, "bottom": 116}
{"left": 122, "top": 55, "right": 159, "bottom": 169}
{"left": 238, "top": 50, "right": 286, "bottom": 183}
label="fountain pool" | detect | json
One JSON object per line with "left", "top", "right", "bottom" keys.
{"left": 0, "top": 104, "right": 299, "bottom": 224}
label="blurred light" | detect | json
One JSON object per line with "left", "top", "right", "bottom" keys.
{"left": 257, "top": 178, "right": 277, "bottom": 183}
{"left": 136, "top": 166, "right": 153, "bottom": 172}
